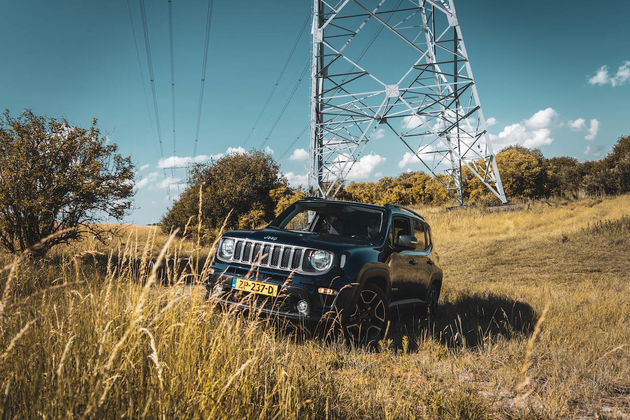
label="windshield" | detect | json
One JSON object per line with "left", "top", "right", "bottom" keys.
{"left": 269, "top": 202, "right": 386, "bottom": 244}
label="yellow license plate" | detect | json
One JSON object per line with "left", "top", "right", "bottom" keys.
{"left": 231, "top": 278, "right": 278, "bottom": 297}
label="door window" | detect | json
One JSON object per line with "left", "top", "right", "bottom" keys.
{"left": 413, "top": 219, "right": 429, "bottom": 252}
{"left": 389, "top": 216, "right": 411, "bottom": 246}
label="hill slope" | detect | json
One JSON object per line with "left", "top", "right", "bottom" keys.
{"left": 1, "top": 195, "right": 629, "bottom": 418}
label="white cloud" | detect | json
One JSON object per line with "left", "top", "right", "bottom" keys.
{"left": 588, "top": 61, "right": 630, "bottom": 87}
{"left": 157, "top": 176, "right": 181, "bottom": 190}
{"left": 289, "top": 148, "right": 309, "bottom": 161}
{"left": 157, "top": 146, "right": 249, "bottom": 169}
{"left": 264, "top": 146, "right": 274, "bottom": 155}
{"left": 397, "top": 145, "right": 437, "bottom": 168}
{"left": 398, "top": 152, "right": 417, "bottom": 168}
{"left": 585, "top": 119, "right": 599, "bottom": 141}
{"left": 373, "top": 127, "right": 386, "bottom": 139}
{"left": 568, "top": 118, "right": 586, "bottom": 131}
{"left": 165, "top": 193, "right": 181, "bottom": 202}
{"left": 135, "top": 179, "right": 149, "bottom": 190}
{"left": 135, "top": 172, "right": 159, "bottom": 190}
{"left": 286, "top": 153, "right": 385, "bottom": 186}
{"left": 284, "top": 172, "right": 308, "bottom": 187}
{"left": 525, "top": 107, "right": 557, "bottom": 129}
{"left": 139, "top": 163, "right": 150, "bottom": 171}
{"left": 568, "top": 117, "right": 599, "bottom": 140}
{"left": 488, "top": 108, "right": 558, "bottom": 150}
{"left": 616, "top": 62, "right": 630, "bottom": 86}
{"left": 486, "top": 117, "right": 497, "bottom": 127}
{"left": 490, "top": 123, "right": 553, "bottom": 149}
{"left": 347, "top": 153, "right": 386, "bottom": 180}
{"left": 584, "top": 145, "right": 605, "bottom": 157}
{"left": 158, "top": 154, "right": 219, "bottom": 169}
{"left": 589, "top": 66, "right": 610, "bottom": 86}
{"left": 402, "top": 115, "right": 426, "bottom": 130}
{"left": 226, "top": 146, "right": 247, "bottom": 155}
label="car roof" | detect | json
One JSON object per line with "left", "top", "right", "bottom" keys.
{"left": 297, "top": 197, "right": 385, "bottom": 211}
{"left": 389, "top": 207, "right": 426, "bottom": 222}
{"left": 296, "top": 198, "right": 425, "bottom": 221}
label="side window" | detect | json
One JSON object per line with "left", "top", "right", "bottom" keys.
{"left": 413, "top": 219, "right": 429, "bottom": 251}
{"left": 285, "top": 210, "right": 310, "bottom": 231}
{"left": 389, "top": 216, "right": 411, "bottom": 246}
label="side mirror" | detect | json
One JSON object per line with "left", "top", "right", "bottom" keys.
{"left": 397, "top": 234, "right": 417, "bottom": 251}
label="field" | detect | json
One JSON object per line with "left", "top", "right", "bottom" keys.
{"left": 1, "top": 195, "right": 629, "bottom": 418}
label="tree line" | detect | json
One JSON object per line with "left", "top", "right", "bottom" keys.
{"left": 0, "top": 108, "right": 627, "bottom": 255}
{"left": 337, "top": 138, "right": 630, "bottom": 206}
{"left": 162, "top": 135, "right": 630, "bottom": 241}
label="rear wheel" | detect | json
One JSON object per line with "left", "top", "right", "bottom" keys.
{"left": 343, "top": 284, "right": 389, "bottom": 347}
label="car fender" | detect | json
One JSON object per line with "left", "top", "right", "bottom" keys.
{"left": 332, "top": 263, "right": 390, "bottom": 316}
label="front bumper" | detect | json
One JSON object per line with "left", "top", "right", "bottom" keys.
{"left": 205, "top": 261, "right": 356, "bottom": 322}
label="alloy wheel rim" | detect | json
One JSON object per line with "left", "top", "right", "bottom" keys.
{"left": 345, "top": 289, "right": 386, "bottom": 344}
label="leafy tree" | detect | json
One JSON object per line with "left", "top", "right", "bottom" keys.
{"left": 0, "top": 109, "right": 134, "bottom": 256}
{"left": 582, "top": 135, "right": 630, "bottom": 195}
{"left": 423, "top": 175, "right": 452, "bottom": 205}
{"left": 545, "top": 156, "right": 583, "bottom": 198}
{"left": 162, "top": 151, "right": 286, "bottom": 240}
{"left": 269, "top": 186, "right": 306, "bottom": 216}
{"left": 492, "top": 146, "right": 548, "bottom": 200}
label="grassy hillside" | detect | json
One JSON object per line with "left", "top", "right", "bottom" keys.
{"left": 1, "top": 195, "right": 629, "bottom": 418}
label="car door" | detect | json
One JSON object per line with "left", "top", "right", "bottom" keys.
{"left": 387, "top": 216, "right": 416, "bottom": 302}
{"left": 408, "top": 218, "right": 434, "bottom": 299}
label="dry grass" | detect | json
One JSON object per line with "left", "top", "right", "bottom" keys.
{"left": 0, "top": 195, "right": 629, "bottom": 418}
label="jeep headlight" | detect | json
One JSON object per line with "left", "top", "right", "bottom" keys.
{"left": 309, "top": 250, "right": 332, "bottom": 271}
{"left": 219, "top": 238, "right": 235, "bottom": 259}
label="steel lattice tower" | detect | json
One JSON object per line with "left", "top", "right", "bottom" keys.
{"left": 308, "top": 0, "right": 507, "bottom": 205}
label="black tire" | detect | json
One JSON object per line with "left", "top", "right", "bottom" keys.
{"left": 425, "top": 282, "right": 441, "bottom": 316}
{"left": 343, "top": 284, "right": 389, "bottom": 347}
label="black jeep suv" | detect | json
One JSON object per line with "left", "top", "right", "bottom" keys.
{"left": 205, "top": 198, "right": 442, "bottom": 344}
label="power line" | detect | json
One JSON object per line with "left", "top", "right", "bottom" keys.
{"left": 138, "top": 0, "right": 164, "bottom": 158}
{"left": 278, "top": 124, "right": 309, "bottom": 160}
{"left": 168, "top": 0, "right": 176, "bottom": 176}
{"left": 192, "top": 0, "right": 214, "bottom": 157}
{"left": 243, "top": 12, "right": 311, "bottom": 146}
{"left": 260, "top": 58, "right": 310, "bottom": 148}
{"left": 125, "top": 0, "right": 154, "bottom": 134}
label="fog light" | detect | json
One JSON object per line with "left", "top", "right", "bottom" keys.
{"left": 212, "top": 283, "right": 224, "bottom": 296}
{"left": 296, "top": 299, "right": 309, "bottom": 315}
{"left": 317, "top": 287, "right": 338, "bottom": 296}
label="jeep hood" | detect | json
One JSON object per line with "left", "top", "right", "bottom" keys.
{"left": 221, "top": 228, "right": 377, "bottom": 252}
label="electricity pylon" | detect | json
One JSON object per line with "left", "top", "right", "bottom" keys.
{"left": 308, "top": 0, "right": 507, "bottom": 205}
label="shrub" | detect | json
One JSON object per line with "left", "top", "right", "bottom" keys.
{"left": 0, "top": 109, "right": 134, "bottom": 256}
{"left": 161, "top": 151, "right": 286, "bottom": 241}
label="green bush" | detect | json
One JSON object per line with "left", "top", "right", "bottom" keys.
{"left": 161, "top": 151, "right": 287, "bottom": 241}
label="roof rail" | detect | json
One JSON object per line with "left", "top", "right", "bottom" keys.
{"left": 385, "top": 203, "right": 424, "bottom": 220}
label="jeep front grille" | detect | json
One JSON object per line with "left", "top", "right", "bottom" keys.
{"left": 221, "top": 239, "right": 307, "bottom": 273}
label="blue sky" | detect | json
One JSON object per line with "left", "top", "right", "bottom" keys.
{"left": 1, "top": 0, "right": 629, "bottom": 224}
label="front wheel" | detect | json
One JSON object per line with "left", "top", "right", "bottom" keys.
{"left": 343, "top": 284, "right": 389, "bottom": 347}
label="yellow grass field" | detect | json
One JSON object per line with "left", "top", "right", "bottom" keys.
{"left": 1, "top": 195, "right": 629, "bottom": 418}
